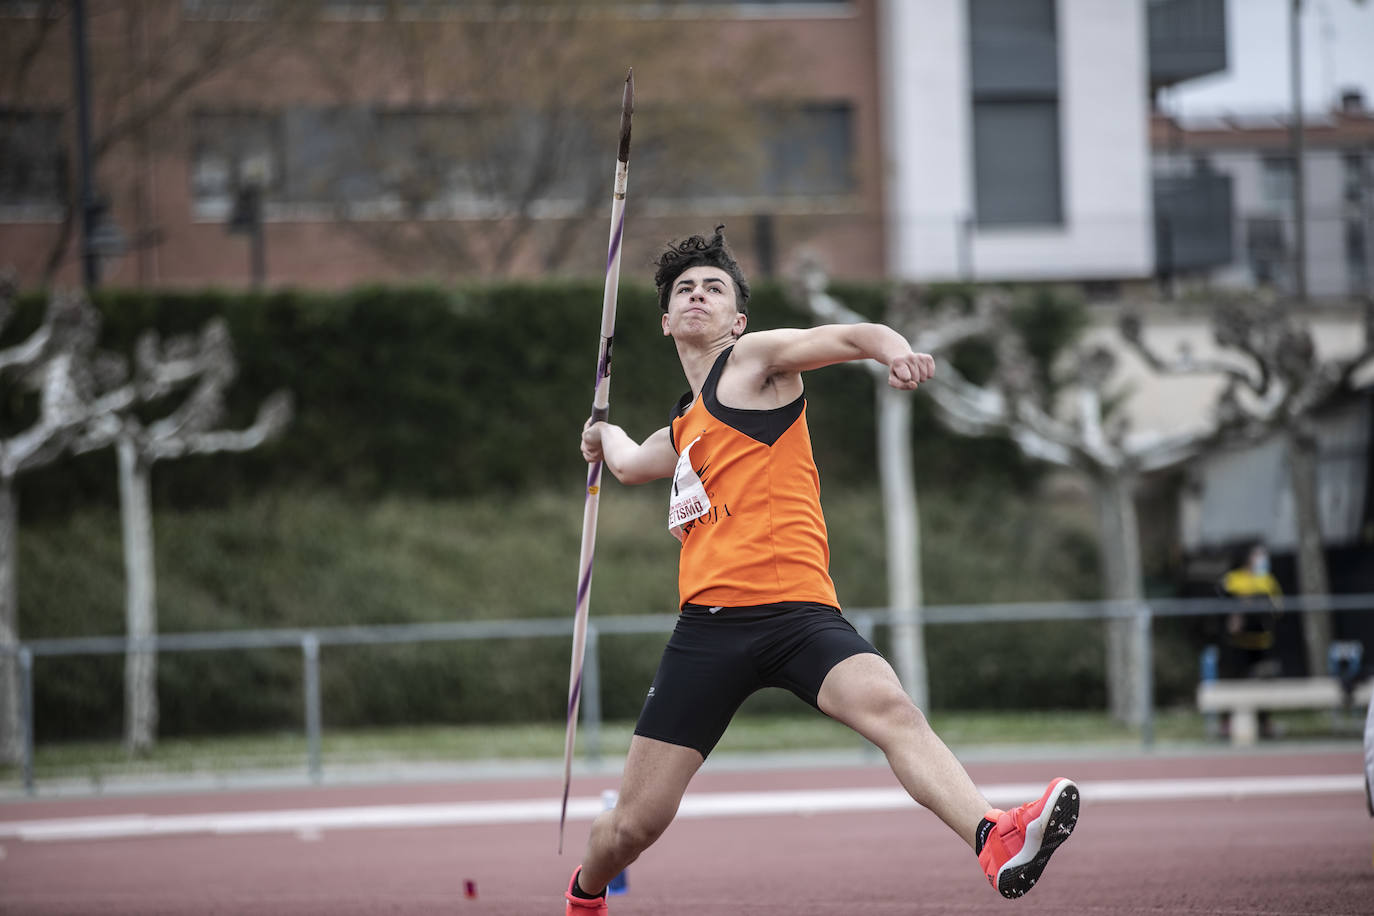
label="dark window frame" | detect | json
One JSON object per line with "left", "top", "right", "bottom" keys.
{"left": 968, "top": 0, "right": 1064, "bottom": 229}
{"left": 0, "top": 107, "right": 68, "bottom": 212}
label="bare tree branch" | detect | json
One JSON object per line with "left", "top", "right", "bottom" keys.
{"left": 0, "top": 1, "right": 63, "bottom": 102}
{"left": 74, "top": 315, "right": 291, "bottom": 465}
{"left": 795, "top": 261, "right": 1095, "bottom": 469}
{"left": 0, "top": 290, "right": 117, "bottom": 478}
{"left": 11, "top": 3, "right": 314, "bottom": 282}
{"left": 1334, "top": 296, "right": 1374, "bottom": 392}
{"left": 145, "top": 390, "right": 293, "bottom": 462}
{"left": 0, "top": 272, "right": 51, "bottom": 375}
{"left": 1119, "top": 307, "right": 1262, "bottom": 392}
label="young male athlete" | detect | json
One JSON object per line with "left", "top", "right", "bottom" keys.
{"left": 566, "top": 228, "right": 1078, "bottom": 912}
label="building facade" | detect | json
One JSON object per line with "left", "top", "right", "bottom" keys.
{"left": 1151, "top": 94, "right": 1374, "bottom": 300}
{"left": 2, "top": 0, "right": 1221, "bottom": 291}
{"left": 881, "top": 0, "right": 1173, "bottom": 283}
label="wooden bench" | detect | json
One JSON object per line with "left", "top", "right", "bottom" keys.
{"left": 1196, "top": 677, "right": 1373, "bottom": 746}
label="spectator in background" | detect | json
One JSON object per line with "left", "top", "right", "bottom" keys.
{"left": 1219, "top": 543, "right": 1284, "bottom": 674}
{"left": 1216, "top": 542, "right": 1284, "bottom": 738}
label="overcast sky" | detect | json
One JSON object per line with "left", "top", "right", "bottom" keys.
{"left": 1164, "top": 0, "right": 1374, "bottom": 116}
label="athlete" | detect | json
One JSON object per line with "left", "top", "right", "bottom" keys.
{"left": 566, "top": 228, "right": 1078, "bottom": 912}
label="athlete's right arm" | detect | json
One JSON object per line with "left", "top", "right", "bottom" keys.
{"left": 581, "top": 422, "right": 677, "bottom": 485}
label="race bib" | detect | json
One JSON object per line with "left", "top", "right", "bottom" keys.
{"left": 668, "top": 436, "right": 710, "bottom": 542}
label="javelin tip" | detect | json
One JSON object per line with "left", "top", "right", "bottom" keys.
{"left": 618, "top": 69, "right": 634, "bottom": 163}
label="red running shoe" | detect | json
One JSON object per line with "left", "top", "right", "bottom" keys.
{"left": 565, "top": 867, "right": 609, "bottom": 915}
{"left": 977, "top": 777, "right": 1080, "bottom": 899}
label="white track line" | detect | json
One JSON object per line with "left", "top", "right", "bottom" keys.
{"left": 0, "top": 774, "right": 1361, "bottom": 843}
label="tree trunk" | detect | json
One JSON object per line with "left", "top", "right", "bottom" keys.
{"left": 1284, "top": 424, "right": 1332, "bottom": 676}
{"left": 0, "top": 480, "right": 20, "bottom": 764}
{"left": 118, "top": 439, "right": 158, "bottom": 754}
{"left": 876, "top": 384, "right": 929, "bottom": 710}
{"left": 1094, "top": 470, "right": 1147, "bottom": 725}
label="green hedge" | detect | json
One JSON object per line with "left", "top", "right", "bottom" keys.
{"left": 8, "top": 280, "right": 1103, "bottom": 740}
{"left": 18, "top": 484, "right": 1114, "bottom": 742}
{"left": 9, "top": 280, "right": 1073, "bottom": 517}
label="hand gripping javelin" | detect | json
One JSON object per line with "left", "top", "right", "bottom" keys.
{"left": 560, "top": 69, "right": 633, "bottom": 854}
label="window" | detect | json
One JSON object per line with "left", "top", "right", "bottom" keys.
{"left": 0, "top": 1, "right": 61, "bottom": 16}
{"left": 638, "top": 102, "right": 854, "bottom": 203}
{"left": 641, "top": 0, "right": 850, "bottom": 6}
{"left": 447, "top": 107, "right": 602, "bottom": 210}
{"left": 279, "top": 107, "right": 384, "bottom": 204}
{"left": 761, "top": 103, "right": 854, "bottom": 197}
{"left": 182, "top": 0, "right": 278, "bottom": 19}
{"left": 318, "top": 1, "right": 466, "bottom": 18}
{"left": 1344, "top": 151, "right": 1368, "bottom": 204}
{"left": 184, "top": 0, "right": 855, "bottom": 22}
{"left": 1259, "top": 155, "right": 1293, "bottom": 210}
{"left": 368, "top": 109, "right": 471, "bottom": 214}
{"left": 972, "top": 101, "right": 1062, "bottom": 227}
{"left": 191, "top": 111, "right": 284, "bottom": 214}
{"left": 190, "top": 100, "right": 852, "bottom": 218}
{"left": 0, "top": 109, "right": 66, "bottom": 215}
{"left": 192, "top": 105, "right": 608, "bottom": 217}
{"left": 1346, "top": 219, "right": 1368, "bottom": 296}
{"left": 1246, "top": 216, "right": 1288, "bottom": 289}
{"left": 968, "top": 0, "right": 1062, "bottom": 227}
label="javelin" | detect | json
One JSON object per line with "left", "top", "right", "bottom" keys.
{"left": 560, "top": 68, "right": 634, "bottom": 854}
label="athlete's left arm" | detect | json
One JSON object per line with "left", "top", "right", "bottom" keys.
{"left": 733, "top": 324, "right": 934, "bottom": 390}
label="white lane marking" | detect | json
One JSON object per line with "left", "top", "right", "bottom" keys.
{"left": 0, "top": 774, "right": 1361, "bottom": 844}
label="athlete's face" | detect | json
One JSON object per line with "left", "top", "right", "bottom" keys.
{"left": 662, "top": 266, "right": 747, "bottom": 341}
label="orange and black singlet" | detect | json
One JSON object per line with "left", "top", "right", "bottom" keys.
{"left": 667, "top": 346, "right": 840, "bottom": 610}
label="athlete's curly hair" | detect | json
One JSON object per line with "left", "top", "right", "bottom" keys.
{"left": 653, "top": 225, "right": 750, "bottom": 316}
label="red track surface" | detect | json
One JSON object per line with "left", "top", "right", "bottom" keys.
{"left": 2, "top": 748, "right": 1371, "bottom": 915}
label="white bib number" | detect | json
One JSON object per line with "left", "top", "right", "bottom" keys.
{"left": 668, "top": 436, "right": 710, "bottom": 542}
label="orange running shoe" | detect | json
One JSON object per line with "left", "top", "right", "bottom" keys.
{"left": 565, "top": 867, "right": 609, "bottom": 915}
{"left": 977, "top": 777, "right": 1080, "bottom": 899}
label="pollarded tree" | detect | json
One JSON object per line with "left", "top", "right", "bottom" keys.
{"left": 795, "top": 263, "right": 997, "bottom": 710}
{"left": 76, "top": 318, "right": 292, "bottom": 753}
{"left": 0, "top": 280, "right": 133, "bottom": 762}
{"left": 1121, "top": 294, "right": 1374, "bottom": 676}
{"left": 930, "top": 334, "right": 1244, "bottom": 725}
{"left": 800, "top": 271, "right": 1253, "bottom": 725}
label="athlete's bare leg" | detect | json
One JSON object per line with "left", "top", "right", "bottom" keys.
{"left": 576, "top": 735, "right": 704, "bottom": 894}
{"left": 817, "top": 652, "right": 989, "bottom": 848}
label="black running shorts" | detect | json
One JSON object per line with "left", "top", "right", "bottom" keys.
{"left": 632, "top": 601, "right": 882, "bottom": 758}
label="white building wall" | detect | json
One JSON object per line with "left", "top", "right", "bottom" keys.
{"left": 1171, "top": 147, "right": 1363, "bottom": 298}
{"left": 1179, "top": 398, "right": 1371, "bottom": 552}
{"left": 880, "top": 0, "right": 1154, "bottom": 283}
{"left": 1080, "top": 307, "right": 1373, "bottom": 440}
{"left": 878, "top": 0, "right": 970, "bottom": 279}
{"left": 1079, "top": 304, "right": 1372, "bottom": 553}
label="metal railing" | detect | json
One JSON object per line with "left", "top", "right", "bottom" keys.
{"left": 7, "top": 594, "right": 1373, "bottom": 795}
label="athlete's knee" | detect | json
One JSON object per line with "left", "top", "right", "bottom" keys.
{"left": 866, "top": 687, "right": 928, "bottom": 740}
{"left": 607, "top": 807, "right": 671, "bottom": 855}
